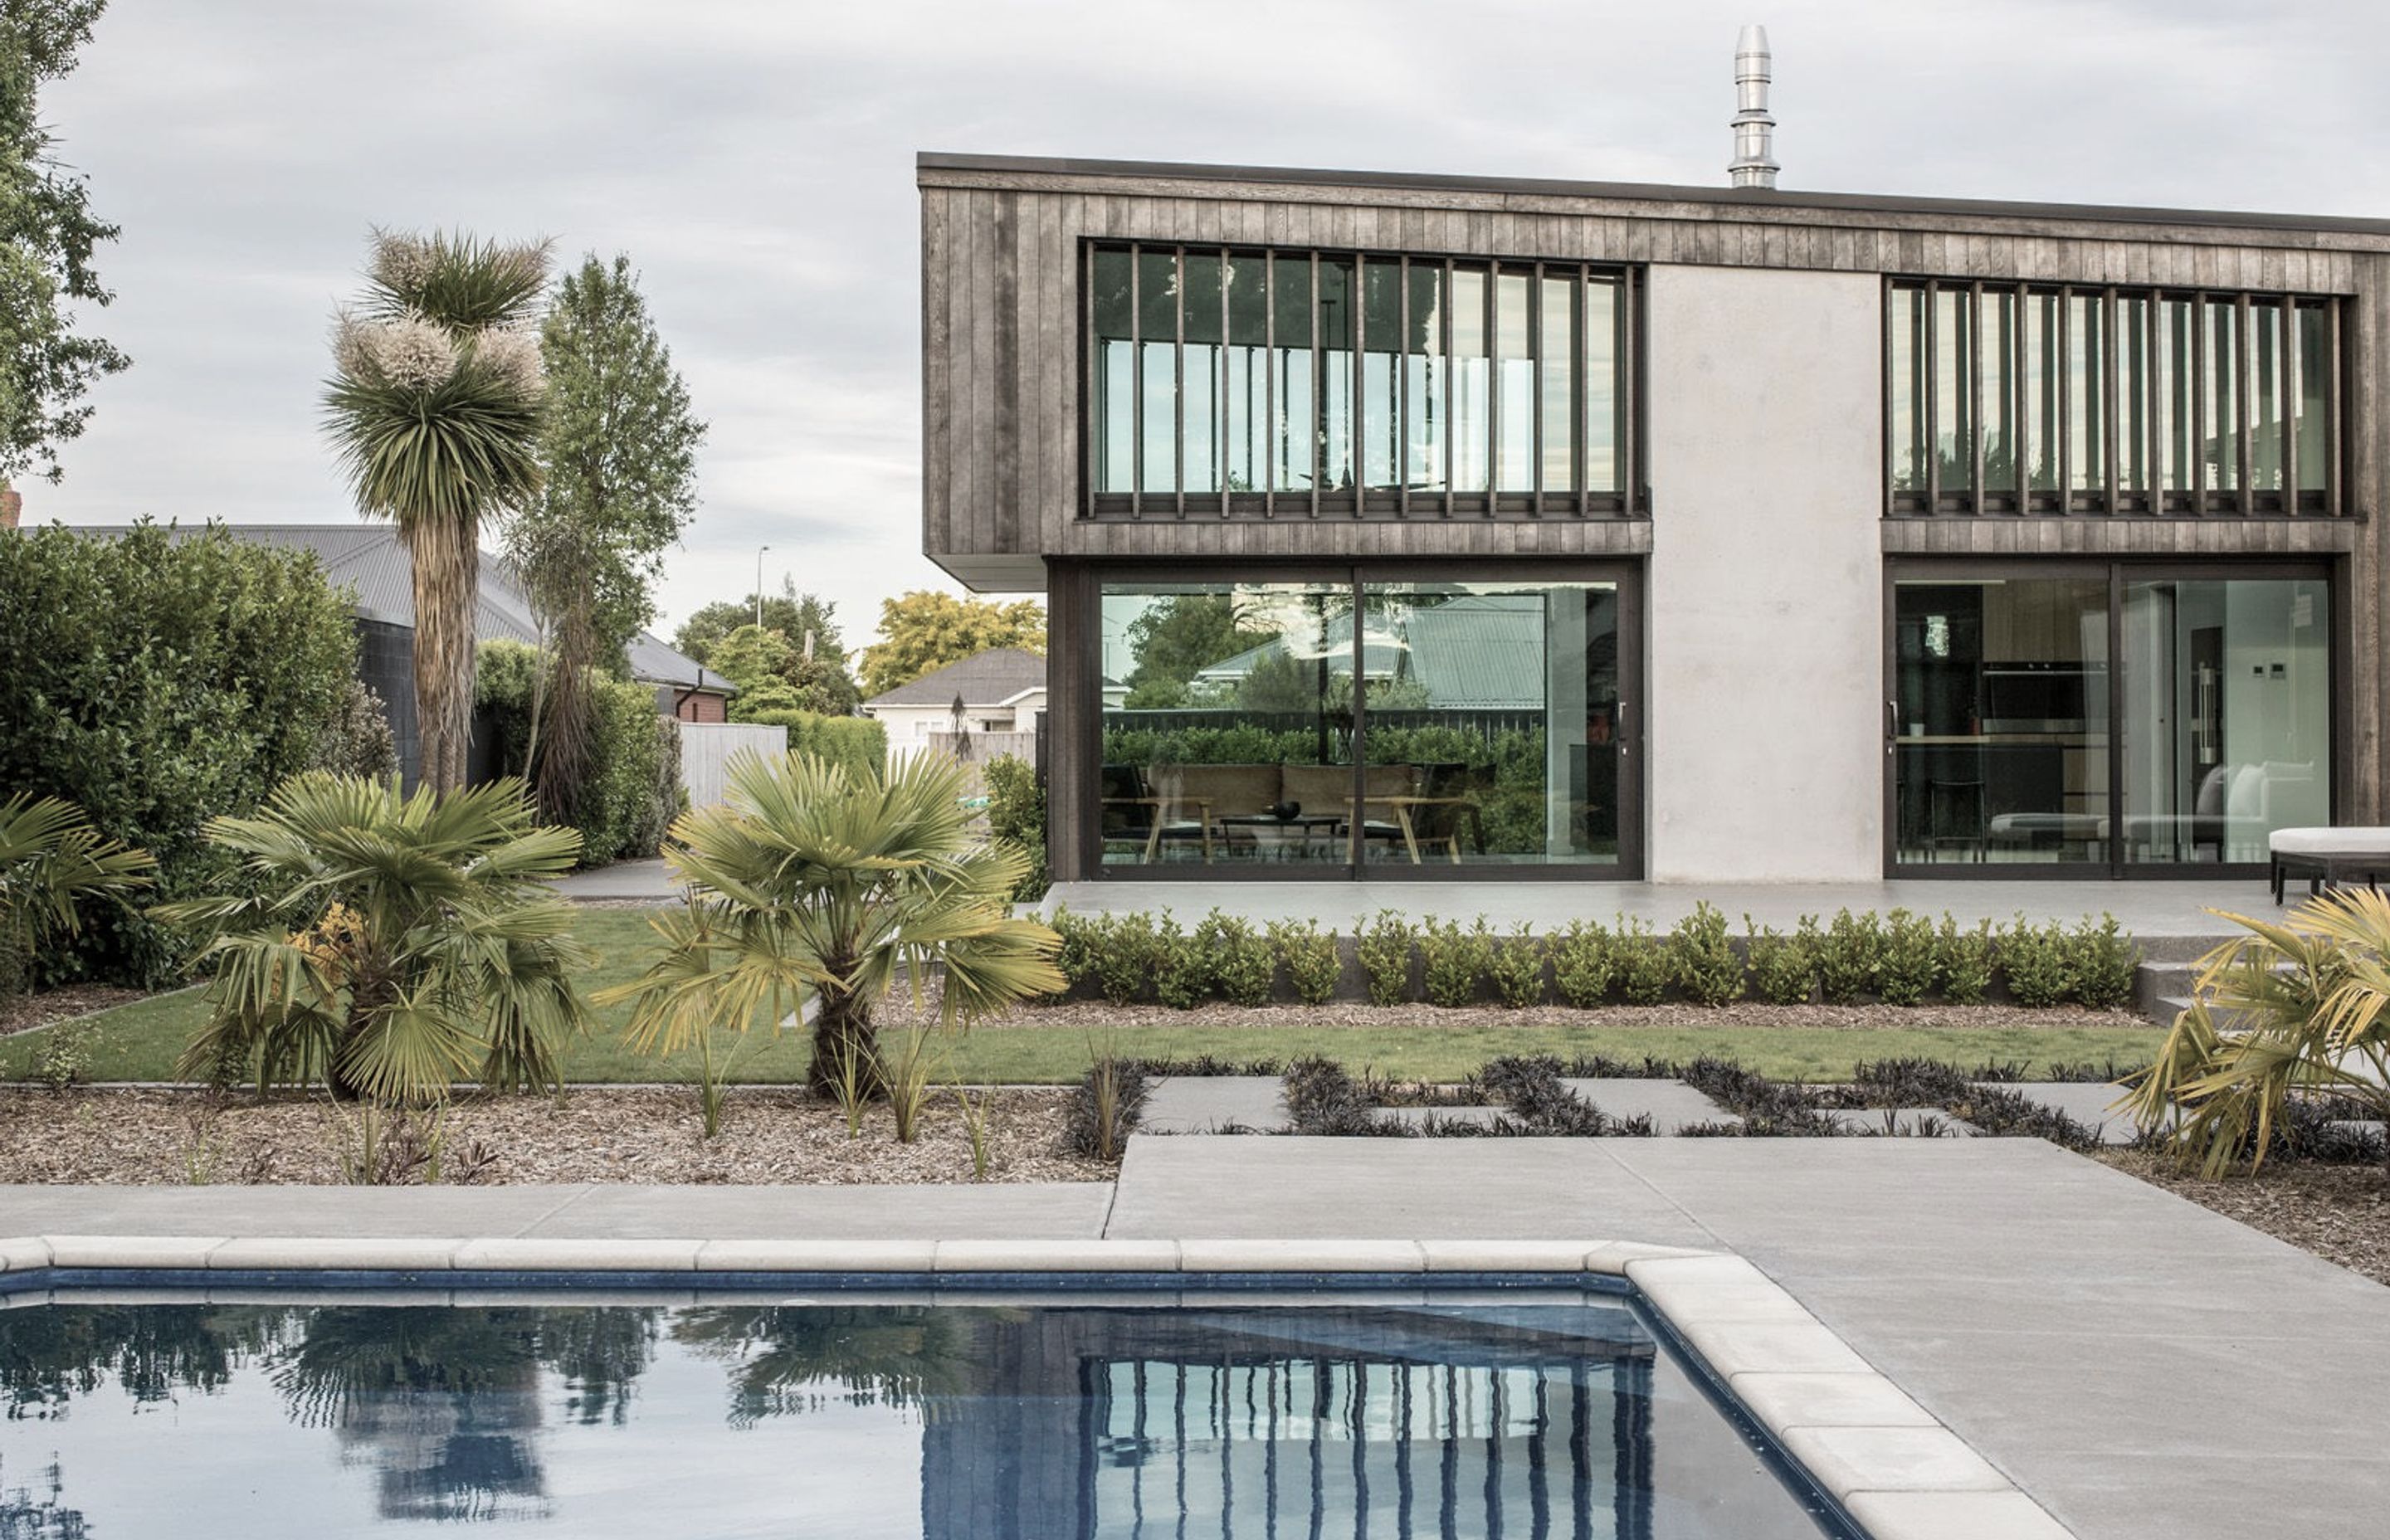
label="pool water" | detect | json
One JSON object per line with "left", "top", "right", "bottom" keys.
{"left": 0, "top": 1294, "right": 1849, "bottom": 1538}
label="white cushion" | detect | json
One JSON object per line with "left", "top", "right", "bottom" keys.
{"left": 2270, "top": 826, "right": 2390, "bottom": 857}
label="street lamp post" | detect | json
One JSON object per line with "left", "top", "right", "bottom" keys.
{"left": 754, "top": 546, "right": 771, "bottom": 629}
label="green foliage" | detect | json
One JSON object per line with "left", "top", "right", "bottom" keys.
{"left": 1418, "top": 915, "right": 1494, "bottom": 1008}
{"left": 980, "top": 753, "right": 1046, "bottom": 904}
{"left": 734, "top": 709, "right": 885, "bottom": 784}
{"left": 1046, "top": 908, "right": 1100, "bottom": 999}
{"left": 1266, "top": 917, "right": 1341, "bottom": 1006}
{"left": 2068, "top": 914, "right": 2140, "bottom": 1010}
{"left": 1669, "top": 901, "right": 1744, "bottom": 1006}
{"left": 1614, "top": 916, "right": 1671, "bottom": 1005}
{"left": 675, "top": 584, "right": 860, "bottom": 715}
{"left": 1154, "top": 910, "right": 1208, "bottom": 1010}
{"left": 2124, "top": 891, "right": 2390, "bottom": 1176}
{"left": 1551, "top": 919, "right": 1615, "bottom": 1008}
{"left": 712, "top": 622, "right": 860, "bottom": 721}
{"left": 1092, "top": 911, "right": 1155, "bottom": 1006}
{"left": 0, "top": 792, "right": 153, "bottom": 1000}
{"left": 1745, "top": 916, "right": 1819, "bottom": 1006}
{"left": 1876, "top": 909, "right": 1942, "bottom": 1007}
{"left": 0, "top": 0, "right": 129, "bottom": 485}
{"left": 1939, "top": 914, "right": 1996, "bottom": 1006}
{"left": 308, "top": 677, "right": 399, "bottom": 781}
{"left": 1199, "top": 909, "right": 1275, "bottom": 1008}
{"left": 595, "top": 750, "right": 1062, "bottom": 1097}
{"left": 2000, "top": 914, "right": 2075, "bottom": 1008}
{"left": 1817, "top": 909, "right": 1884, "bottom": 1004}
{"left": 1119, "top": 593, "right": 1278, "bottom": 709}
{"left": 474, "top": 641, "right": 679, "bottom": 865}
{"left": 857, "top": 591, "right": 1045, "bottom": 699}
{"left": 510, "top": 251, "right": 703, "bottom": 666}
{"left": 1356, "top": 909, "right": 1417, "bottom": 1006}
{"left": 1489, "top": 923, "right": 1547, "bottom": 1009}
{"left": 157, "top": 774, "right": 591, "bottom": 1104}
{"left": 0, "top": 521, "right": 358, "bottom": 985}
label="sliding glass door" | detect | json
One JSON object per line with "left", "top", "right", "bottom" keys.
{"left": 1095, "top": 568, "right": 1636, "bottom": 875}
{"left": 1890, "top": 563, "right": 2332, "bottom": 874}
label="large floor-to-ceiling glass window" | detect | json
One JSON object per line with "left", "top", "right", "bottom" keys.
{"left": 1096, "top": 573, "right": 1631, "bottom": 872}
{"left": 1892, "top": 565, "right": 2332, "bottom": 871}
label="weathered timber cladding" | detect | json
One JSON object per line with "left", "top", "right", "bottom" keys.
{"left": 919, "top": 155, "right": 2390, "bottom": 825}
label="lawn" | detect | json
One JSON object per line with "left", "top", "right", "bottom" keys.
{"left": 2, "top": 907, "right": 2167, "bottom": 1087}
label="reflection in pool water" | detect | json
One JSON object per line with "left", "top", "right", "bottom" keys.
{"left": 0, "top": 1299, "right": 1846, "bottom": 1538}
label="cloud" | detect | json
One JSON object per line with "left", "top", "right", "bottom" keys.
{"left": 30, "top": 0, "right": 2390, "bottom": 641}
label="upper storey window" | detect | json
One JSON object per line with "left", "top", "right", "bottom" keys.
{"left": 1085, "top": 243, "right": 1641, "bottom": 519}
{"left": 1887, "top": 279, "right": 2344, "bottom": 516}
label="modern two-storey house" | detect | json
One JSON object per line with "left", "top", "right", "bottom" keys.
{"left": 916, "top": 149, "right": 2385, "bottom": 885}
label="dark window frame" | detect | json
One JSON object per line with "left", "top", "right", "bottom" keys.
{"left": 1081, "top": 240, "right": 1646, "bottom": 523}
{"left": 1884, "top": 277, "right": 2345, "bottom": 519}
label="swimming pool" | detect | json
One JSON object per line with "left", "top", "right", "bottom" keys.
{"left": 0, "top": 1288, "right": 1854, "bottom": 1538}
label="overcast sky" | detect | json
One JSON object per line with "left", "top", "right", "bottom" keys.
{"left": 31, "top": 0, "right": 2390, "bottom": 646}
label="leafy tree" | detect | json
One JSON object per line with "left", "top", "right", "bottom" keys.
{"left": 705, "top": 621, "right": 855, "bottom": 719}
{"left": 324, "top": 229, "right": 550, "bottom": 792}
{"left": 599, "top": 750, "right": 1061, "bottom": 1096}
{"left": 856, "top": 590, "right": 1044, "bottom": 699}
{"left": 0, "top": 0, "right": 128, "bottom": 489}
{"left": 506, "top": 253, "right": 703, "bottom": 823}
{"left": 1120, "top": 593, "right": 1275, "bottom": 708}
{"left": 676, "top": 582, "right": 860, "bottom": 714}
{"left": 160, "top": 774, "right": 591, "bottom": 1104}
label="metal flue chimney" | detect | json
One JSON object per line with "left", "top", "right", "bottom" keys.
{"left": 1729, "top": 25, "right": 1779, "bottom": 189}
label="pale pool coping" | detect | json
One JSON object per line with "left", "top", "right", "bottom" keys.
{"left": 0, "top": 1232, "right": 2075, "bottom": 1540}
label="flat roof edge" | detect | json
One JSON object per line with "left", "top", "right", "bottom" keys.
{"left": 915, "top": 151, "right": 2390, "bottom": 240}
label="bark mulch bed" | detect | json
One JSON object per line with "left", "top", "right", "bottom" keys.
{"left": 0, "top": 985, "right": 152, "bottom": 1040}
{"left": 922, "top": 999, "right": 2152, "bottom": 1033}
{"left": 2103, "top": 1150, "right": 2390, "bottom": 1289}
{"left": 0, "top": 1086, "right": 1107, "bottom": 1187}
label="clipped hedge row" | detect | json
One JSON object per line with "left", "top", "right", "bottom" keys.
{"left": 0, "top": 521, "right": 360, "bottom": 985}
{"left": 736, "top": 708, "right": 886, "bottom": 785}
{"left": 1045, "top": 902, "right": 2142, "bottom": 1011}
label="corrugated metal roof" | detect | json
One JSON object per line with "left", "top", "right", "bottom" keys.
{"left": 58, "top": 522, "right": 729, "bottom": 693}
{"left": 866, "top": 646, "right": 1047, "bottom": 708}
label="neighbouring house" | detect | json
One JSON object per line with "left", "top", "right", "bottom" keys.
{"left": 862, "top": 646, "right": 1126, "bottom": 762}
{"left": 67, "top": 523, "right": 734, "bottom": 784}
{"left": 918, "top": 69, "right": 2380, "bottom": 881}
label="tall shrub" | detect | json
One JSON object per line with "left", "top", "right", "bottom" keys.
{"left": 0, "top": 521, "right": 357, "bottom": 984}
{"left": 981, "top": 753, "right": 1046, "bottom": 903}
{"left": 735, "top": 707, "right": 886, "bottom": 782}
{"left": 476, "top": 641, "right": 677, "bottom": 865}
{"left": 1668, "top": 901, "right": 1744, "bottom": 1006}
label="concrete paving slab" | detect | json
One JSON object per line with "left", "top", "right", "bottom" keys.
{"left": 2003, "top": 1081, "right": 2146, "bottom": 1144}
{"left": 549, "top": 859, "right": 678, "bottom": 902}
{"left": 0, "top": 1185, "right": 591, "bottom": 1238}
{"left": 1563, "top": 1077, "right": 1737, "bottom": 1132}
{"left": 1142, "top": 1075, "right": 1287, "bottom": 1133}
{"left": 1105, "top": 1136, "right": 1719, "bottom": 1247}
{"left": 1844, "top": 1490, "right": 2075, "bottom": 1540}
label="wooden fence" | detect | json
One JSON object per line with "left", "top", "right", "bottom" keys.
{"left": 678, "top": 722, "right": 788, "bottom": 809}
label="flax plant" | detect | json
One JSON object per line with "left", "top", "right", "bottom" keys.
{"left": 323, "top": 230, "right": 551, "bottom": 790}
{"left": 2124, "top": 891, "right": 2390, "bottom": 1175}
{"left": 598, "top": 750, "right": 1063, "bottom": 1098}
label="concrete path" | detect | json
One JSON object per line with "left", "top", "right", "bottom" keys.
{"left": 1140, "top": 1075, "right": 1287, "bottom": 1133}
{"left": 1565, "top": 1076, "right": 1737, "bottom": 1132}
{"left": 2008, "top": 1082, "right": 2149, "bottom": 1145}
{"left": 549, "top": 859, "right": 679, "bottom": 903}
{"left": 1103, "top": 1136, "right": 2390, "bottom": 1540}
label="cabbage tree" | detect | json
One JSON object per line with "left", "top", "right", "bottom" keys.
{"left": 599, "top": 750, "right": 1061, "bottom": 1095}
{"left": 324, "top": 230, "right": 550, "bottom": 791}
{"left": 159, "top": 773, "right": 589, "bottom": 1102}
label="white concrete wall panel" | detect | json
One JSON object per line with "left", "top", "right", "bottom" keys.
{"left": 1645, "top": 266, "right": 1882, "bottom": 882}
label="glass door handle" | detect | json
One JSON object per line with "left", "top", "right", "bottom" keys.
{"left": 1885, "top": 699, "right": 1899, "bottom": 749}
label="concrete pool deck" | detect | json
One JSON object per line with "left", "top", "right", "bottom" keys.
{"left": 2, "top": 1139, "right": 2381, "bottom": 1540}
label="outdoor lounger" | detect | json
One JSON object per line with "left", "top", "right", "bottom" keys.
{"left": 2269, "top": 827, "right": 2390, "bottom": 904}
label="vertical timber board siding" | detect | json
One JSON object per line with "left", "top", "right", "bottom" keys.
{"left": 921, "top": 188, "right": 952, "bottom": 555}
{"left": 2351, "top": 253, "right": 2388, "bottom": 821}
{"left": 1044, "top": 560, "right": 1095, "bottom": 880}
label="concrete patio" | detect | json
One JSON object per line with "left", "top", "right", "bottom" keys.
{"left": 3, "top": 1137, "right": 2380, "bottom": 1540}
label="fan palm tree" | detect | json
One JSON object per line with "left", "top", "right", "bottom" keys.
{"left": 157, "top": 773, "right": 589, "bottom": 1104}
{"left": 324, "top": 230, "right": 551, "bottom": 791}
{"left": 2124, "top": 890, "right": 2390, "bottom": 1176}
{"left": 0, "top": 792, "right": 155, "bottom": 998}
{"left": 598, "top": 749, "right": 1062, "bottom": 1096}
